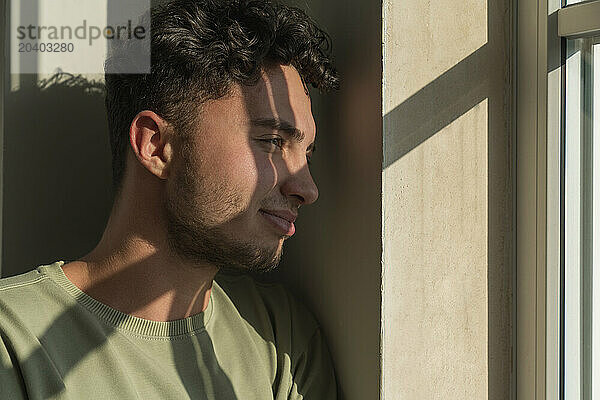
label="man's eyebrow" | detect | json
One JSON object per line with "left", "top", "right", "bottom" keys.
{"left": 250, "top": 117, "right": 306, "bottom": 144}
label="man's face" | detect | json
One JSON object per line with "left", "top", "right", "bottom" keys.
{"left": 164, "top": 65, "right": 319, "bottom": 272}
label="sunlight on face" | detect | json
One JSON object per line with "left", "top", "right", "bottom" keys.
{"left": 164, "top": 65, "right": 318, "bottom": 272}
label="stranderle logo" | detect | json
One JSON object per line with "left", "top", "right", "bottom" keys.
{"left": 11, "top": 0, "right": 151, "bottom": 74}
{"left": 16, "top": 20, "right": 147, "bottom": 46}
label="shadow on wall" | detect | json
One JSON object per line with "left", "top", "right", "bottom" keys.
{"left": 382, "top": 0, "right": 512, "bottom": 397}
{"left": 3, "top": 74, "right": 113, "bottom": 277}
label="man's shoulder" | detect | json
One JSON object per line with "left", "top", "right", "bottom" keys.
{"left": 213, "top": 273, "right": 337, "bottom": 399}
{"left": 0, "top": 265, "right": 51, "bottom": 303}
{"left": 0, "top": 262, "right": 74, "bottom": 332}
{"left": 214, "top": 272, "right": 319, "bottom": 351}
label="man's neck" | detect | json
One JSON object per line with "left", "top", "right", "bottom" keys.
{"left": 62, "top": 228, "right": 218, "bottom": 322}
{"left": 62, "top": 167, "right": 220, "bottom": 322}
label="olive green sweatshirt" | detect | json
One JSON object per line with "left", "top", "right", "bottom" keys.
{"left": 0, "top": 261, "right": 336, "bottom": 399}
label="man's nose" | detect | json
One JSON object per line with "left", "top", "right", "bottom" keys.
{"left": 279, "top": 160, "right": 319, "bottom": 206}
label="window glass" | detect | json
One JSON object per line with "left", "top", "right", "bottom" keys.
{"left": 565, "top": 37, "right": 582, "bottom": 400}
{"left": 592, "top": 41, "right": 600, "bottom": 400}
{"left": 564, "top": 35, "right": 600, "bottom": 400}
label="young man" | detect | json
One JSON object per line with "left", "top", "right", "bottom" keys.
{"left": 0, "top": 0, "right": 339, "bottom": 398}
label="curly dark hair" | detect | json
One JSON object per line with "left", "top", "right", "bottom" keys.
{"left": 104, "top": 0, "right": 339, "bottom": 195}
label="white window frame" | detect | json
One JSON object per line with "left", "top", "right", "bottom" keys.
{"left": 517, "top": 0, "right": 600, "bottom": 399}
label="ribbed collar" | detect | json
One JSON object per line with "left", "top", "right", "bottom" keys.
{"left": 40, "top": 261, "right": 214, "bottom": 339}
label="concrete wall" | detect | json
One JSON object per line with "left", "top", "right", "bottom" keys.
{"left": 382, "top": 0, "right": 512, "bottom": 398}
{"left": 3, "top": 74, "right": 112, "bottom": 277}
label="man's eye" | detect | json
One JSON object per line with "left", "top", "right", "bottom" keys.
{"left": 262, "top": 137, "right": 284, "bottom": 149}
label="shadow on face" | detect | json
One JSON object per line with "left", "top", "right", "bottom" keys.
{"left": 163, "top": 64, "right": 319, "bottom": 273}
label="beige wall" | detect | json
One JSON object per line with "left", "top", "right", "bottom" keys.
{"left": 382, "top": 0, "right": 512, "bottom": 398}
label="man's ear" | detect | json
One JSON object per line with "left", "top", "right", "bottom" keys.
{"left": 129, "top": 110, "right": 174, "bottom": 180}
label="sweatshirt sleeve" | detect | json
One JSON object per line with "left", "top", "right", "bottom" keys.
{"left": 0, "top": 335, "right": 28, "bottom": 400}
{"left": 288, "top": 328, "right": 337, "bottom": 400}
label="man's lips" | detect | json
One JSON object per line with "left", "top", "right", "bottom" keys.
{"left": 259, "top": 209, "right": 297, "bottom": 236}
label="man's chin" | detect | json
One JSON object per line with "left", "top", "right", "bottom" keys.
{"left": 218, "top": 252, "right": 281, "bottom": 274}
{"left": 165, "top": 211, "right": 284, "bottom": 273}
{"left": 240, "top": 243, "right": 283, "bottom": 273}
{"left": 195, "top": 235, "right": 283, "bottom": 273}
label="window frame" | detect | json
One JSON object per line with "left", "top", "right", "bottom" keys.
{"left": 516, "top": 0, "right": 550, "bottom": 398}
{"left": 517, "top": 0, "right": 600, "bottom": 399}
